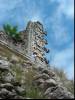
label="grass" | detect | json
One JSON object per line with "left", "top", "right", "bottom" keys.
{"left": 24, "top": 67, "right": 45, "bottom": 99}
{"left": 53, "top": 67, "right": 74, "bottom": 94}
{"left": 11, "top": 65, "right": 45, "bottom": 99}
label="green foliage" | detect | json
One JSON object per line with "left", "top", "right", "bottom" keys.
{"left": 24, "top": 68, "right": 45, "bottom": 99}
{"left": 25, "top": 86, "right": 44, "bottom": 99}
{"left": 11, "top": 66, "right": 45, "bottom": 99}
{"left": 53, "top": 67, "right": 67, "bottom": 81}
{"left": 64, "top": 79, "right": 74, "bottom": 94}
{"left": 3, "top": 24, "right": 21, "bottom": 41}
{"left": 11, "top": 64, "right": 23, "bottom": 82}
{"left": 53, "top": 67, "right": 74, "bottom": 94}
{"left": 24, "top": 68, "right": 36, "bottom": 86}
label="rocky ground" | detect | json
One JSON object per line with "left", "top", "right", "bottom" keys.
{"left": 0, "top": 56, "right": 26, "bottom": 99}
{"left": 0, "top": 55, "right": 74, "bottom": 99}
{"left": 33, "top": 67, "right": 74, "bottom": 99}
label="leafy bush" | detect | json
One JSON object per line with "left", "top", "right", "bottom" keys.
{"left": 3, "top": 24, "right": 21, "bottom": 42}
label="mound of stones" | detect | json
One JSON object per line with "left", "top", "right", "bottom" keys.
{"left": 0, "top": 55, "right": 74, "bottom": 99}
{"left": 33, "top": 66, "right": 74, "bottom": 99}
{"left": 0, "top": 57, "right": 25, "bottom": 99}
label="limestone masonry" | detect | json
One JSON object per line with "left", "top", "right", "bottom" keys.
{"left": 0, "top": 21, "right": 74, "bottom": 99}
{"left": 0, "top": 21, "right": 49, "bottom": 67}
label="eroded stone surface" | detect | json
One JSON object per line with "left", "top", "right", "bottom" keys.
{"left": 0, "top": 58, "right": 26, "bottom": 99}
{"left": 33, "top": 66, "right": 74, "bottom": 99}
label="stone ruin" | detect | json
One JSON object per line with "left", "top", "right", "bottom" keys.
{"left": 0, "top": 21, "right": 74, "bottom": 99}
{"left": 0, "top": 21, "right": 49, "bottom": 67}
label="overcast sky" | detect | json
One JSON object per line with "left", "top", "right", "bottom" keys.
{"left": 0, "top": 0, "right": 74, "bottom": 79}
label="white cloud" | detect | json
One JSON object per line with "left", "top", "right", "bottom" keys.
{"left": 51, "top": 43, "right": 74, "bottom": 79}
{"left": 51, "top": 21, "right": 70, "bottom": 46}
{"left": 0, "top": 0, "right": 22, "bottom": 10}
{"left": 0, "top": 0, "right": 22, "bottom": 21}
{"left": 50, "top": 0, "right": 74, "bottom": 19}
{"left": 46, "top": 15, "right": 71, "bottom": 47}
{"left": 0, "top": 0, "right": 42, "bottom": 28}
{"left": 47, "top": 0, "right": 74, "bottom": 79}
{"left": 31, "top": 16, "right": 42, "bottom": 22}
{"left": 46, "top": 0, "right": 74, "bottom": 47}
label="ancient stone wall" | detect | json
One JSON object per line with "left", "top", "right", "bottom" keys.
{"left": 0, "top": 30, "right": 28, "bottom": 54}
{"left": 0, "top": 21, "right": 49, "bottom": 67}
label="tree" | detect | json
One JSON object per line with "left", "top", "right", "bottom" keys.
{"left": 3, "top": 24, "right": 22, "bottom": 42}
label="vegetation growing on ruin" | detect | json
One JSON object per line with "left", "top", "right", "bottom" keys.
{"left": 3, "top": 24, "right": 22, "bottom": 42}
{"left": 53, "top": 67, "right": 74, "bottom": 94}
{"left": 11, "top": 65, "right": 45, "bottom": 99}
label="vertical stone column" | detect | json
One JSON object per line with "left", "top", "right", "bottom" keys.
{"left": 27, "top": 29, "right": 33, "bottom": 57}
{"left": 25, "top": 21, "right": 49, "bottom": 67}
{"left": 26, "top": 21, "right": 34, "bottom": 58}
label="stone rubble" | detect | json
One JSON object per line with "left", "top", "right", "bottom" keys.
{"left": 0, "top": 57, "right": 26, "bottom": 99}
{"left": 0, "top": 56, "right": 74, "bottom": 99}
{"left": 33, "top": 66, "right": 74, "bottom": 99}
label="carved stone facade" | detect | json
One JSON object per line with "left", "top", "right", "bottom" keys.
{"left": 26, "top": 21, "right": 49, "bottom": 66}
{"left": 0, "top": 21, "right": 49, "bottom": 67}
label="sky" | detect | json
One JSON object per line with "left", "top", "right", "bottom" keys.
{"left": 0, "top": 0, "right": 74, "bottom": 79}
